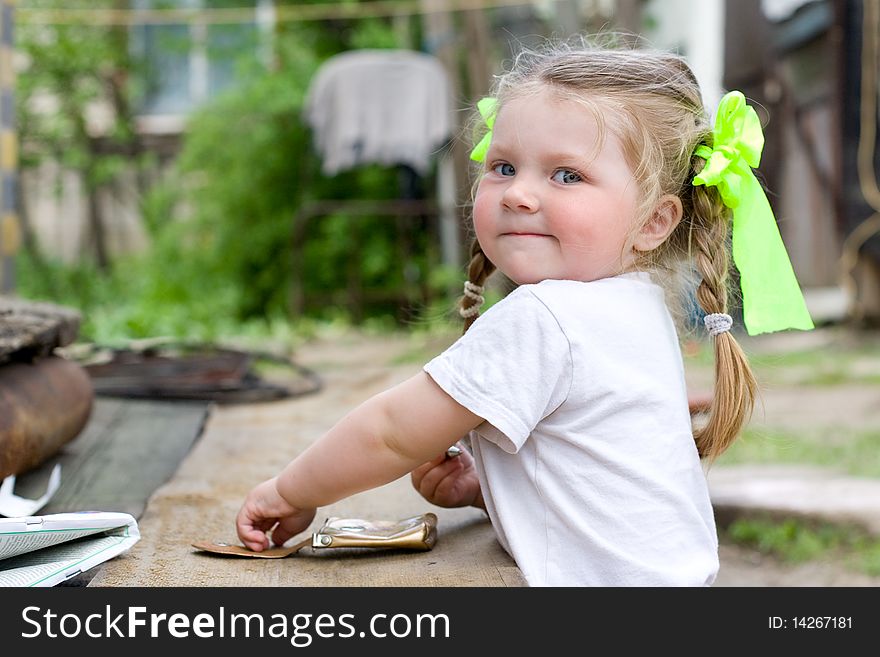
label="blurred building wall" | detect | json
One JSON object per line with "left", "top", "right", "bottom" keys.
{"left": 838, "top": 0, "right": 880, "bottom": 319}
{"left": 725, "top": 0, "right": 847, "bottom": 293}
{"left": 643, "top": 0, "right": 724, "bottom": 110}
{"left": 21, "top": 162, "right": 151, "bottom": 264}
{"left": 724, "top": 0, "right": 880, "bottom": 320}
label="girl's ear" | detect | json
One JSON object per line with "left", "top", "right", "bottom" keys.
{"left": 633, "top": 194, "right": 683, "bottom": 252}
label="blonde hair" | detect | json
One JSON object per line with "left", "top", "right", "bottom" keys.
{"left": 458, "top": 39, "right": 757, "bottom": 462}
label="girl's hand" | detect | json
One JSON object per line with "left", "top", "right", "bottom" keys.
{"left": 236, "top": 477, "right": 317, "bottom": 551}
{"left": 411, "top": 444, "right": 484, "bottom": 510}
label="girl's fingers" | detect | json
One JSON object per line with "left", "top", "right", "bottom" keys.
{"left": 411, "top": 445, "right": 477, "bottom": 506}
{"left": 417, "top": 458, "right": 464, "bottom": 500}
{"left": 237, "top": 519, "right": 271, "bottom": 552}
{"left": 270, "top": 523, "right": 296, "bottom": 547}
{"left": 411, "top": 453, "right": 448, "bottom": 486}
{"left": 413, "top": 444, "right": 470, "bottom": 480}
{"left": 430, "top": 466, "right": 466, "bottom": 501}
{"left": 270, "top": 509, "right": 316, "bottom": 547}
{"left": 418, "top": 456, "right": 460, "bottom": 488}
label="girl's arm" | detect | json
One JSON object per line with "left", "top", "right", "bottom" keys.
{"left": 236, "top": 371, "right": 483, "bottom": 550}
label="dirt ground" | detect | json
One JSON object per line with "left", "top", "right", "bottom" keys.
{"left": 710, "top": 326, "right": 880, "bottom": 586}
{"left": 715, "top": 543, "right": 880, "bottom": 586}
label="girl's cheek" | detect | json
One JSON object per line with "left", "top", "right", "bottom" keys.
{"left": 472, "top": 195, "right": 491, "bottom": 234}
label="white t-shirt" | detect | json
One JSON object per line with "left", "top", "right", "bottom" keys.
{"left": 424, "top": 273, "right": 719, "bottom": 586}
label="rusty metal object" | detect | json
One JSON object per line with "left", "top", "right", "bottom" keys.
{"left": 81, "top": 343, "right": 322, "bottom": 403}
{"left": 0, "top": 356, "right": 93, "bottom": 479}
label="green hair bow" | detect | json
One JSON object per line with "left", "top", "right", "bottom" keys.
{"left": 470, "top": 97, "right": 498, "bottom": 162}
{"left": 693, "top": 91, "right": 813, "bottom": 336}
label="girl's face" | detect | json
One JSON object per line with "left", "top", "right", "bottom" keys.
{"left": 473, "top": 92, "right": 641, "bottom": 285}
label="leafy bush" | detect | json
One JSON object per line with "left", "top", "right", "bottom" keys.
{"left": 139, "top": 23, "right": 443, "bottom": 328}
{"left": 18, "top": 13, "right": 452, "bottom": 342}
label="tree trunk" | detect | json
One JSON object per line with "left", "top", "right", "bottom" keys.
{"left": 85, "top": 168, "right": 110, "bottom": 271}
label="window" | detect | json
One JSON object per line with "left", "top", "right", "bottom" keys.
{"left": 132, "top": 0, "right": 267, "bottom": 116}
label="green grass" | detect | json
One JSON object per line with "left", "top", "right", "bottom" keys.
{"left": 716, "top": 427, "right": 880, "bottom": 478}
{"left": 723, "top": 517, "right": 880, "bottom": 577}
{"left": 387, "top": 330, "right": 458, "bottom": 366}
{"left": 684, "top": 338, "right": 880, "bottom": 387}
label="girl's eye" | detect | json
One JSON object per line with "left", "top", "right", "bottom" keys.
{"left": 552, "top": 169, "right": 582, "bottom": 184}
{"left": 493, "top": 163, "right": 516, "bottom": 176}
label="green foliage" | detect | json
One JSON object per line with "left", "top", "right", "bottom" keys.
{"left": 155, "top": 18, "right": 443, "bottom": 326}
{"left": 17, "top": 0, "right": 139, "bottom": 183}
{"left": 349, "top": 18, "right": 404, "bottom": 50}
{"left": 716, "top": 426, "right": 880, "bottom": 478}
{"left": 724, "top": 517, "right": 880, "bottom": 575}
{"left": 726, "top": 517, "right": 851, "bottom": 563}
{"left": 16, "top": 241, "right": 311, "bottom": 347}
{"left": 17, "top": 4, "right": 454, "bottom": 341}
{"left": 169, "top": 37, "right": 315, "bottom": 320}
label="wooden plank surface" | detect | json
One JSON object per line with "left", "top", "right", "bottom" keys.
{"left": 0, "top": 296, "right": 81, "bottom": 362}
{"left": 88, "top": 333, "right": 525, "bottom": 587}
{"left": 12, "top": 397, "right": 209, "bottom": 519}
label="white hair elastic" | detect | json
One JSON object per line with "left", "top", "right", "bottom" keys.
{"left": 463, "top": 281, "right": 485, "bottom": 301}
{"left": 703, "top": 313, "right": 733, "bottom": 336}
{"left": 459, "top": 305, "right": 481, "bottom": 319}
{"left": 459, "top": 281, "right": 485, "bottom": 318}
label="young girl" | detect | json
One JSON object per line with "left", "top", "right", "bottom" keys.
{"left": 236, "top": 41, "right": 812, "bottom": 586}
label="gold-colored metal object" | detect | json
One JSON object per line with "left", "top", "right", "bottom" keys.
{"left": 312, "top": 513, "right": 437, "bottom": 550}
{"left": 192, "top": 513, "right": 438, "bottom": 558}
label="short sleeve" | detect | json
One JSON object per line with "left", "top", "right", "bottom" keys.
{"left": 423, "top": 287, "right": 573, "bottom": 453}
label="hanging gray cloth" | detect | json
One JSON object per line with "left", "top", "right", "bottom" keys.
{"left": 304, "top": 50, "right": 453, "bottom": 176}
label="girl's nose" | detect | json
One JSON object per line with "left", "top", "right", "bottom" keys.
{"left": 501, "top": 180, "right": 539, "bottom": 213}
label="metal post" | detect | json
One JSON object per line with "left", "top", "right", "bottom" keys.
{"left": 0, "top": 0, "right": 19, "bottom": 294}
{"left": 256, "top": 0, "right": 276, "bottom": 69}
{"left": 420, "top": 0, "right": 466, "bottom": 270}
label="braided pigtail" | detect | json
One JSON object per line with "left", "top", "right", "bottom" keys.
{"left": 687, "top": 154, "right": 758, "bottom": 461}
{"left": 459, "top": 237, "right": 496, "bottom": 333}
